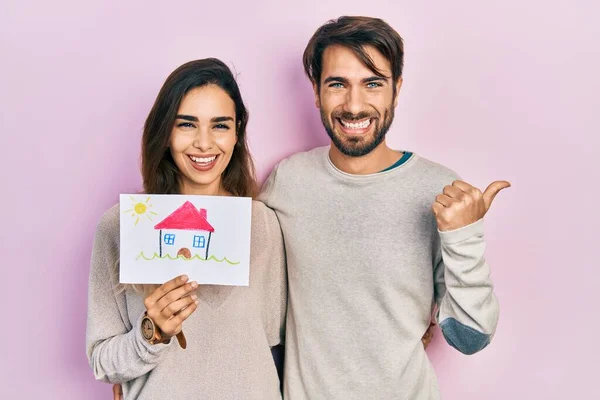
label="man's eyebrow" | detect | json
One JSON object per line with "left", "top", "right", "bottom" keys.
{"left": 362, "top": 76, "right": 389, "bottom": 83}
{"left": 323, "top": 76, "right": 350, "bottom": 85}
{"left": 323, "top": 76, "right": 389, "bottom": 85}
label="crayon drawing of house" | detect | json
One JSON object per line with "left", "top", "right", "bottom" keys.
{"left": 153, "top": 201, "right": 215, "bottom": 260}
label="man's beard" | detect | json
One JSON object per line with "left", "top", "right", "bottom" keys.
{"left": 320, "top": 104, "right": 395, "bottom": 157}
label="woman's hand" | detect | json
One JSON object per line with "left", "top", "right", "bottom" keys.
{"left": 422, "top": 321, "right": 435, "bottom": 349}
{"left": 144, "top": 275, "right": 199, "bottom": 339}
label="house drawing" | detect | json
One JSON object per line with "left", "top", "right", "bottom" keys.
{"left": 153, "top": 201, "right": 215, "bottom": 260}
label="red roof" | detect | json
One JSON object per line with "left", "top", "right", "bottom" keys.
{"left": 154, "top": 201, "right": 214, "bottom": 232}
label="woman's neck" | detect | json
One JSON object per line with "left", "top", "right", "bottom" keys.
{"left": 179, "top": 179, "right": 229, "bottom": 196}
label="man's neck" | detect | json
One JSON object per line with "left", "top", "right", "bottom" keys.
{"left": 328, "top": 141, "right": 402, "bottom": 175}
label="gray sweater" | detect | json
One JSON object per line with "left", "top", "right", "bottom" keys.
{"left": 259, "top": 146, "right": 499, "bottom": 400}
{"left": 86, "top": 201, "right": 286, "bottom": 399}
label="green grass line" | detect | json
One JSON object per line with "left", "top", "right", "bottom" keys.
{"left": 135, "top": 252, "right": 240, "bottom": 265}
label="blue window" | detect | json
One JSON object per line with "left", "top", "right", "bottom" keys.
{"left": 193, "top": 235, "right": 206, "bottom": 248}
{"left": 164, "top": 233, "right": 176, "bottom": 245}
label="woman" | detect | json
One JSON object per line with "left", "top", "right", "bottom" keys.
{"left": 86, "top": 58, "right": 286, "bottom": 399}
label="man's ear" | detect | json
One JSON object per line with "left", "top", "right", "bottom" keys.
{"left": 393, "top": 77, "right": 404, "bottom": 108}
{"left": 312, "top": 81, "right": 320, "bottom": 108}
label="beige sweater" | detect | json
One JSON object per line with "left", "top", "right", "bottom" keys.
{"left": 86, "top": 201, "right": 286, "bottom": 400}
{"left": 260, "top": 147, "right": 499, "bottom": 399}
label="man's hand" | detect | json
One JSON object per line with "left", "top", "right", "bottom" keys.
{"left": 112, "top": 384, "right": 122, "bottom": 400}
{"left": 432, "top": 180, "right": 510, "bottom": 231}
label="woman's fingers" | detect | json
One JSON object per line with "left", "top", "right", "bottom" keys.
{"left": 155, "top": 281, "right": 198, "bottom": 313}
{"left": 162, "top": 300, "right": 199, "bottom": 335}
{"left": 143, "top": 275, "right": 199, "bottom": 337}
{"left": 160, "top": 294, "right": 198, "bottom": 320}
{"left": 144, "top": 275, "right": 189, "bottom": 308}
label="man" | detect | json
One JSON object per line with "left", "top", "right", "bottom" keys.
{"left": 259, "top": 16, "right": 509, "bottom": 399}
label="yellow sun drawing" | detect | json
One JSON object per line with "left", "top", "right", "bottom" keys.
{"left": 123, "top": 196, "right": 158, "bottom": 226}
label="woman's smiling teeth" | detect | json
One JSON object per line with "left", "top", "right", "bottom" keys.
{"left": 189, "top": 155, "right": 217, "bottom": 164}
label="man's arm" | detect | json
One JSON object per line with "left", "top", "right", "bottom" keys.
{"left": 431, "top": 179, "right": 509, "bottom": 354}
{"left": 433, "top": 219, "right": 499, "bottom": 354}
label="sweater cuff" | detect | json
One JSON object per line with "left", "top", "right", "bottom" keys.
{"left": 438, "top": 218, "right": 485, "bottom": 245}
{"left": 132, "top": 312, "right": 173, "bottom": 363}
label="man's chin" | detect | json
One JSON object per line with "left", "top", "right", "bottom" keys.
{"left": 332, "top": 137, "right": 375, "bottom": 157}
{"left": 324, "top": 121, "right": 385, "bottom": 157}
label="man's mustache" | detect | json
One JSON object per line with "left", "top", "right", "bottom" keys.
{"left": 331, "top": 111, "right": 379, "bottom": 121}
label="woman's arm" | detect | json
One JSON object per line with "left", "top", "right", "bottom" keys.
{"left": 86, "top": 209, "right": 172, "bottom": 383}
{"left": 252, "top": 202, "right": 287, "bottom": 347}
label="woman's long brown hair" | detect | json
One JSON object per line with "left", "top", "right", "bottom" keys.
{"left": 141, "top": 58, "right": 256, "bottom": 197}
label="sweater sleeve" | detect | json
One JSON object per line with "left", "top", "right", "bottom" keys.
{"left": 86, "top": 207, "right": 172, "bottom": 383}
{"left": 251, "top": 201, "right": 287, "bottom": 347}
{"left": 257, "top": 164, "right": 278, "bottom": 208}
{"left": 433, "top": 218, "right": 499, "bottom": 355}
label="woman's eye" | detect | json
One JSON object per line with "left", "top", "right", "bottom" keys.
{"left": 214, "top": 124, "right": 230, "bottom": 130}
{"left": 178, "top": 122, "right": 195, "bottom": 128}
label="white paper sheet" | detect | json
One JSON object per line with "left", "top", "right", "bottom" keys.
{"left": 119, "top": 194, "right": 252, "bottom": 285}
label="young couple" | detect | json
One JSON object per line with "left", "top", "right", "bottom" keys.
{"left": 87, "top": 15, "right": 508, "bottom": 400}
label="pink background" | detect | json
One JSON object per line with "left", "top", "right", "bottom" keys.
{"left": 1, "top": 1, "right": 598, "bottom": 399}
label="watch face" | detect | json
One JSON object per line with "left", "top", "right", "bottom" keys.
{"left": 142, "top": 317, "right": 154, "bottom": 340}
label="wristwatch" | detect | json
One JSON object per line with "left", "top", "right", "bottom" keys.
{"left": 141, "top": 313, "right": 170, "bottom": 345}
{"left": 140, "top": 312, "right": 187, "bottom": 349}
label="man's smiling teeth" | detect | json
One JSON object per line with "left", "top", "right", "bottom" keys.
{"left": 340, "top": 119, "right": 371, "bottom": 129}
{"left": 190, "top": 155, "right": 217, "bottom": 164}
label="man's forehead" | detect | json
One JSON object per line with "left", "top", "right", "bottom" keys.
{"left": 321, "top": 44, "right": 392, "bottom": 79}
